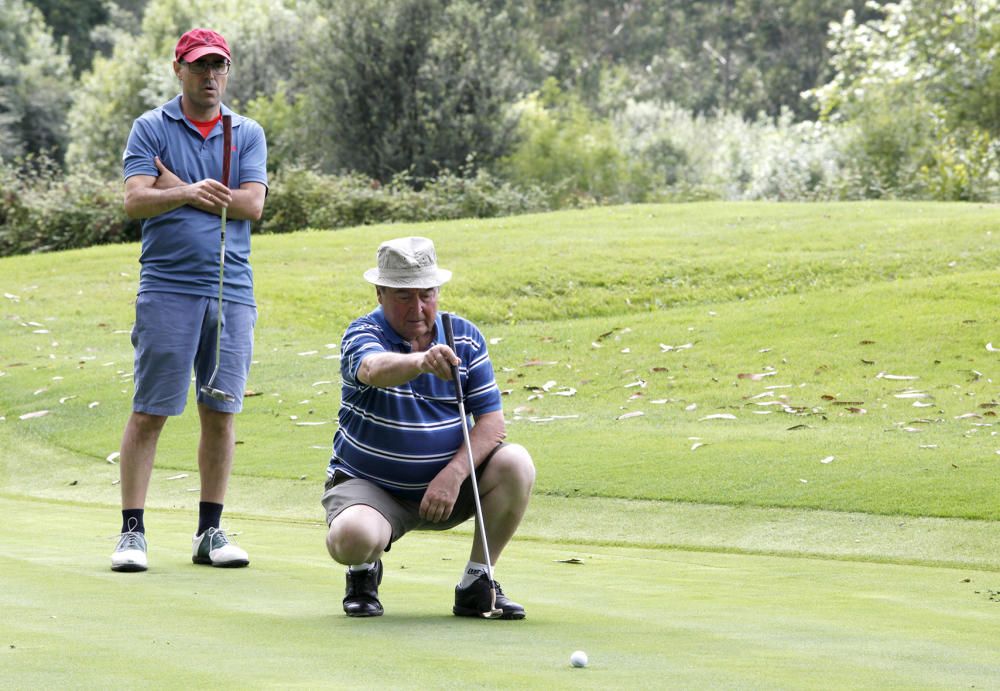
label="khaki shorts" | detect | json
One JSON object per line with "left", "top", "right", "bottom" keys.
{"left": 321, "top": 443, "right": 505, "bottom": 551}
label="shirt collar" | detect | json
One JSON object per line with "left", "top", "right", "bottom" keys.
{"left": 164, "top": 94, "right": 233, "bottom": 123}
{"left": 371, "top": 306, "right": 407, "bottom": 350}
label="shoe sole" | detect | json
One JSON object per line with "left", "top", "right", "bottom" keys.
{"left": 453, "top": 605, "right": 525, "bottom": 620}
{"left": 192, "top": 556, "right": 250, "bottom": 567}
{"left": 111, "top": 562, "right": 148, "bottom": 573}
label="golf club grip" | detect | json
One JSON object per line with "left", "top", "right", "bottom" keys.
{"left": 221, "top": 115, "right": 232, "bottom": 188}
{"left": 440, "top": 313, "right": 463, "bottom": 400}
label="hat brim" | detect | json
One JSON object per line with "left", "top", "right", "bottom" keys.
{"left": 363, "top": 267, "right": 452, "bottom": 288}
{"left": 179, "top": 46, "right": 231, "bottom": 63}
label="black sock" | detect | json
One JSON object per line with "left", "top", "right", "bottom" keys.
{"left": 121, "top": 508, "right": 144, "bottom": 535}
{"left": 198, "top": 502, "right": 224, "bottom": 536}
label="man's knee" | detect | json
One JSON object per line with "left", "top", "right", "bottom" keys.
{"left": 326, "top": 505, "right": 390, "bottom": 564}
{"left": 129, "top": 411, "right": 168, "bottom": 437}
{"left": 489, "top": 444, "right": 535, "bottom": 493}
{"left": 198, "top": 405, "right": 234, "bottom": 432}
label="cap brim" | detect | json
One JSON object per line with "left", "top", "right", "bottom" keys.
{"left": 179, "top": 46, "right": 230, "bottom": 62}
{"left": 364, "top": 267, "right": 452, "bottom": 288}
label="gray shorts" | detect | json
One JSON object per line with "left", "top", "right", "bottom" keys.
{"left": 131, "top": 291, "right": 256, "bottom": 415}
{"left": 321, "top": 444, "right": 505, "bottom": 551}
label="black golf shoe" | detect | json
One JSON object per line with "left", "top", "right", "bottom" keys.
{"left": 453, "top": 573, "right": 525, "bottom": 620}
{"left": 343, "top": 560, "right": 383, "bottom": 617}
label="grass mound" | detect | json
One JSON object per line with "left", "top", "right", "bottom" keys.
{"left": 3, "top": 201, "right": 997, "bottom": 520}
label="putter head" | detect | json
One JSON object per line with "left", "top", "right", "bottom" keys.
{"left": 481, "top": 587, "right": 504, "bottom": 619}
{"left": 200, "top": 385, "right": 235, "bottom": 403}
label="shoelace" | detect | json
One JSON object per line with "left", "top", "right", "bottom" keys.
{"left": 210, "top": 529, "right": 230, "bottom": 549}
{"left": 347, "top": 566, "right": 379, "bottom": 595}
{"left": 118, "top": 531, "right": 143, "bottom": 550}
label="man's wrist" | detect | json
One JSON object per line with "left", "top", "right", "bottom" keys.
{"left": 444, "top": 459, "right": 469, "bottom": 483}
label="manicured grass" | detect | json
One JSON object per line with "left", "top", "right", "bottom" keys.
{"left": 2, "top": 201, "right": 999, "bottom": 687}
{"left": 3, "top": 496, "right": 999, "bottom": 689}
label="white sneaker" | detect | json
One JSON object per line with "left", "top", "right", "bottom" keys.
{"left": 192, "top": 527, "right": 249, "bottom": 568}
{"left": 111, "top": 527, "right": 148, "bottom": 572}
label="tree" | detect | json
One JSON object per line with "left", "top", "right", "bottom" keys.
{"left": 0, "top": 0, "right": 74, "bottom": 161}
{"left": 808, "top": 0, "right": 1000, "bottom": 132}
{"left": 522, "top": 0, "right": 872, "bottom": 120}
{"left": 89, "top": 0, "right": 147, "bottom": 62}
{"left": 807, "top": 0, "right": 1000, "bottom": 199}
{"left": 302, "top": 0, "right": 538, "bottom": 180}
{"left": 27, "top": 0, "right": 110, "bottom": 74}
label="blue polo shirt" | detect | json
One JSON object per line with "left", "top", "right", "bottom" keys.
{"left": 330, "top": 309, "right": 503, "bottom": 501}
{"left": 122, "top": 95, "right": 268, "bottom": 306}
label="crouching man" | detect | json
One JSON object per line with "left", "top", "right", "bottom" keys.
{"left": 322, "top": 237, "right": 535, "bottom": 618}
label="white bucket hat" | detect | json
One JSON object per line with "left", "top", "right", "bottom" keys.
{"left": 363, "top": 236, "right": 452, "bottom": 288}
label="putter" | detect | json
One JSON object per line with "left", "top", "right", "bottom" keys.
{"left": 441, "top": 312, "right": 503, "bottom": 619}
{"left": 200, "top": 114, "right": 235, "bottom": 403}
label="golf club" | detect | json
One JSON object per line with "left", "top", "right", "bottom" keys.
{"left": 441, "top": 312, "right": 503, "bottom": 619}
{"left": 200, "top": 114, "right": 235, "bottom": 403}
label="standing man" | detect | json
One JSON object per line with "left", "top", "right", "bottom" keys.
{"left": 323, "top": 237, "right": 535, "bottom": 618}
{"left": 110, "top": 28, "right": 268, "bottom": 572}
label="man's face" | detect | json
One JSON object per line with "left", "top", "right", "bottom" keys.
{"left": 173, "top": 54, "right": 230, "bottom": 114}
{"left": 378, "top": 286, "right": 439, "bottom": 345}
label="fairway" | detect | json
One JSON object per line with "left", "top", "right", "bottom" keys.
{"left": 2, "top": 202, "right": 1000, "bottom": 688}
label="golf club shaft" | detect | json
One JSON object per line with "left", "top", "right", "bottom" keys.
{"left": 205, "top": 207, "right": 227, "bottom": 388}
{"left": 441, "top": 313, "right": 495, "bottom": 584}
{"left": 205, "top": 115, "right": 232, "bottom": 391}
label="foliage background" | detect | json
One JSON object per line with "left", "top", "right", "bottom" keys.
{"left": 1, "top": 0, "right": 999, "bottom": 255}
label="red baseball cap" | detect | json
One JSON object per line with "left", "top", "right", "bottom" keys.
{"left": 175, "top": 28, "right": 231, "bottom": 63}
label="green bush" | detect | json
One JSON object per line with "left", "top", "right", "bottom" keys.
{"left": 501, "top": 79, "right": 653, "bottom": 207}
{"left": 917, "top": 128, "right": 1000, "bottom": 202}
{"left": 613, "top": 100, "right": 856, "bottom": 202}
{"left": 258, "top": 165, "right": 549, "bottom": 233}
{"left": 0, "top": 155, "right": 140, "bottom": 256}
{"left": 0, "top": 156, "right": 549, "bottom": 256}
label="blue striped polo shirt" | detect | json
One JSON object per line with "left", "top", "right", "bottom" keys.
{"left": 329, "top": 308, "right": 503, "bottom": 501}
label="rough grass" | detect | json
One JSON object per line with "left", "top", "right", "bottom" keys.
{"left": 2, "top": 201, "right": 997, "bottom": 519}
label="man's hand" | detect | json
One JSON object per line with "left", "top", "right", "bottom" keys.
{"left": 419, "top": 344, "right": 460, "bottom": 381}
{"left": 419, "top": 463, "right": 465, "bottom": 522}
{"left": 154, "top": 156, "right": 231, "bottom": 213}
{"left": 152, "top": 156, "right": 184, "bottom": 189}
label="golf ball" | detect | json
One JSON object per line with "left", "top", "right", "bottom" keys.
{"left": 570, "top": 650, "right": 588, "bottom": 668}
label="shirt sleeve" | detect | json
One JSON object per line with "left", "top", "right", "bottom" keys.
{"left": 122, "top": 116, "right": 161, "bottom": 181}
{"left": 340, "top": 317, "right": 387, "bottom": 388}
{"left": 462, "top": 321, "right": 502, "bottom": 416}
{"left": 236, "top": 118, "right": 268, "bottom": 188}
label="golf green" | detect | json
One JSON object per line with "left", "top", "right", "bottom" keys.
{"left": 2, "top": 495, "right": 998, "bottom": 688}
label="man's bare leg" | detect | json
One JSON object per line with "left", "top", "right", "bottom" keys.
{"left": 197, "top": 404, "right": 235, "bottom": 504}
{"left": 119, "top": 411, "right": 167, "bottom": 509}
{"left": 473, "top": 443, "right": 535, "bottom": 565}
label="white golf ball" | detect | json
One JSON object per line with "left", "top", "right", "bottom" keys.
{"left": 570, "top": 650, "right": 588, "bottom": 668}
